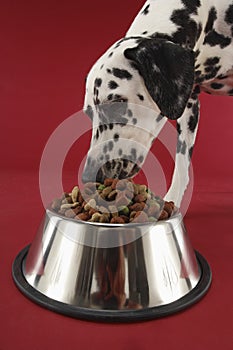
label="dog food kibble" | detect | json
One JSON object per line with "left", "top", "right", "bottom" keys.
{"left": 51, "top": 178, "right": 176, "bottom": 224}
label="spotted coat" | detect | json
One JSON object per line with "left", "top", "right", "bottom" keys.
{"left": 83, "top": 0, "right": 233, "bottom": 206}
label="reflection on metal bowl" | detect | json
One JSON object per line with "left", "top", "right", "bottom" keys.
{"left": 12, "top": 209, "right": 211, "bottom": 322}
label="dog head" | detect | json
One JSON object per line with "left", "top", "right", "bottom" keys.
{"left": 82, "top": 37, "right": 194, "bottom": 183}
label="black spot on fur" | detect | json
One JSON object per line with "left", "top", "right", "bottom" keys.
{"left": 109, "top": 123, "right": 114, "bottom": 130}
{"left": 112, "top": 68, "right": 132, "bottom": 80}
{"left": 131, "top": 148, "right": 137, "bottom": 161}
{"left": 177, "top": 123, "right": 182, "bottom": 135}
{"left": 177, "top": 140, "right": 187, "bottom": 154}
{"left": 187, "top": 102, "right": 192, "bottom": 108}
{"left": 137, "top": 94, "right": 144, "bottom": 101}
{"left": 170, "top": 9, "right": 198, "bottom": 48}
{"left": 195, "top": 70, "right": 202, "bottom": 77}
{"left": 225, "top": 4, "right": 233, "bottom": 24}
{"left": 203, "top": 57, "right": 221, "bottom": 77}
{"left": 204, "top": 30, "right": 231, "bottom": 48}
{"left": 138, "top": 155, "right": 144, "bottom": 163}
{"left": 142, "top": 31, "right": 148, "bottom": 35}
{"left": 96, "top": 129, "right": 99, "bottom": 140}
{"left": 114, "top": 133, "right": 119, "bottom": 141}
{"left": 181, "top": 0, "right": 201, "bottom": 14}
{"left": 142, "top": 4, "right": 150, "bottom": 15}
{"left": 217, "top": 74, "right": 228, "bottom": 80}
{"left": 204, "top": 7, "right": 217, "bottom": 33}
{"left": 99, "top": 101, "right": 128, "bottom": 126}
{"left": 204, "top": 57, "right": 220, "bottom": 66}
{"left": 108, "top": 52, "right": 113, "bottom": 58}
{"left": 119, "top": 169, "right": 128, "bottom": 179}
{"left": 127, "top": 109, "right": 133, "bottom": 117}
{"left": 132, "top": 118, "right": 137, "bottom": 125}
{"left": 99, "top": 124, "right": 104, "bottom": 133}
{"left": 206, "top": 68, "right": 221, "bottom": 80}
{"left": 210, "top": 82, "right": 224, "bottom": 90}
{"left": 188, "top": 102, "right": 199, "bottom": 132}
{"left": 225, "top": 4, "right": 233, "bottom": 35}
{"left": 107, "top": 94, "right": 113, "bottom": 100}
{"left": 191, "top": 85, "right": 201, "bottom": 99}
{"left": 103, "top": 144, "right": 108, "bottom": 153}
{"left": 118, "top": 149, "right": 123, "bottom": 156}
{"left": 156, "top": 113, "right": 164, "bottom": 122}
{"left": 85, "top": 105, "right": 94, "bottom": 120}
{"left": 108, "top": 141, "right": 114, "bottom": 151}
{"left": 129, "top": 164, "right": 140, "bottom": 177}
{"left": 94, "top": 97, "right": 100, "bottom": 105}
{"left": 93, "top": 87, "right": 98, "bottom": 96}
{"left": 94, "top": 78, "right": 102, "bottom": 87}
{"left": 123, "top": 159, "right": 129, "bottom": 168}
{"left": 189, "top": 146, "right": 194, "bottom": 158}
{"left": 108, "top": 81, "right": 119, "bottom": 89}
{"left": 195, "top": 49, "right": 200, "bottom": 58}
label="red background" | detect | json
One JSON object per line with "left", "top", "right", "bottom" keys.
{"left": 1, "top": 1, "right": 232, "bottom": 349}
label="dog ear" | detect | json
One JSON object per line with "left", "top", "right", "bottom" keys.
{"left": 124, "top": 39, "right": 195, "bottom": 119}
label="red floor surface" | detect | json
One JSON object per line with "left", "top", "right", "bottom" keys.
{"left": 1, "top": 1, "right": 233, "bottom": 349}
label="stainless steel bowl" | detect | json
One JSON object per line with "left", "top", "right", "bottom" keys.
{"left": 12, "top": 209, "right": 211, "bottom": 322}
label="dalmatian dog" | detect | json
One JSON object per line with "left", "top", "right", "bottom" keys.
{"left": 82, "top": 0, "right": 233, "bottom": 207}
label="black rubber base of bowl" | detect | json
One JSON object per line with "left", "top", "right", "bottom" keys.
{"left": 12, "top": 245, "right": 212, "bottom": 323}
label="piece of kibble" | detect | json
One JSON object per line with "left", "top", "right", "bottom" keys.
{"left": 62, "top": 196, "right": 73, "bottom": 204}
{"left": 108, "top": 205, "right": 118, "bottom": 217}
{"left": 99, "top": 214, "right": 110, "bottom": 223}
{"left": 90, "top": 212, "right": 102, "bottom": 222}
{"left": 108, "top": 189, "right": 117, "bottom": 200}
{"left": 102, "top": 186, "right": 112, "bottom": 198}
{"left": 138, "top": 184, "right": 147, "bottom": 193}
{"left": 129, "top": 202, "right": 145, "bottom": 212}
{"left": 158, "top": 210, "right": 169, "bottom": 220}
{"left": 147, "top": 203, "right": 161, "bottom": 217}
{"left": 119, "top": 215, "right": 129, "bottom": 223}
{"left": 64, "top": 209, "right": 76, "bottom": 218}
{"left": 130, "top": 210, "right": 137, "bottom": 219}
{"left": 111, "top": 179, "right": 118, "bottom": 189}
{"left": 75, "top": 213, "right": 90, "bottom": 221}
{"left": 71, "top": 186, "right": 79, "bottom": 203}
{"left": 60, "top": 203, "right": 76, "bottom": 210}
{"left": 115, "top": 194, "right": 130, "bottom": 207}
{"left": 134, "top": 193, "right": 148, "bottom": 203}
{"left": 104, "top": 178, "right": 114, "bottom": 187}
{"left": 110, "top": 216, "right": 126, "bottom": 224}
{"left": 164, "top": 202, "right": 173, "bottom": 215}
{"left": 84, "top": 198, "right": 96, "bottom": 211}
{"left": 52, "top": 179, "right": 176, "bottom": 224}
{"left": 118, "top": 206, "right": 130, "bottom": 216}
{"left": 133, "top": 211, "right": 149, "bottom": 223}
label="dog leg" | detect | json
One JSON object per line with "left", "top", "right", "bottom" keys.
{"left": 164, "top": 95, "right": 200, "bottom": 207}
